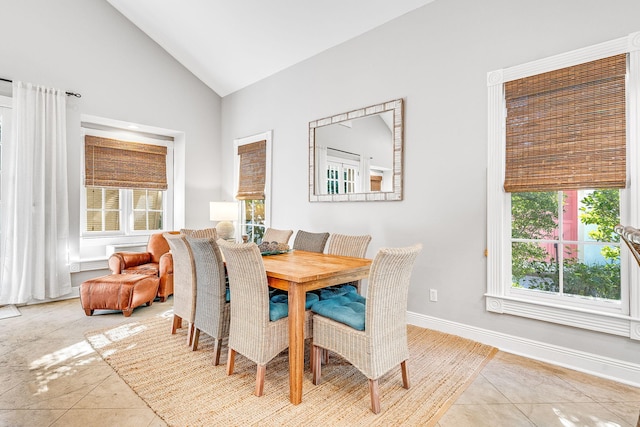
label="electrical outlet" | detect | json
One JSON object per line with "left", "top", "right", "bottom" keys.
{"left": 429, "top": 289, "right": 438, "bottom": 302}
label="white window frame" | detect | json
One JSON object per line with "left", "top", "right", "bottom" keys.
{"left": 131, "top": 189, "right": 165, "bottom": 232}
{"left": 84, "top": 187, "right": 122, "bottom": 235}
{"left": 233, "top": 130, "right": 272, "bottom": 240}
{"left": 487, "top": 31, "right": 640, "bottom": 340}
{"left": 80, "top": 126, "right": 174, "bottom": 241}
{"left": 326, "top": 156, "right": 360, "bottom": 195}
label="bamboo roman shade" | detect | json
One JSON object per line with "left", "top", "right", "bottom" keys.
{"left": 504, "top": 54, "right": 627, "bottom": 193}
{"left": 236, "top": 140, "right": 266, "bottom": 200}
{"left": 85, "top": 135, "right": 168, "bottom": 190}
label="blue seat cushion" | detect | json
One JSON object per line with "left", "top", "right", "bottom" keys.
{"left": 311, "top": 295, "right": 366, "bottom": 331}
{"left": 319, "top": 284, "right": 358, "bottom": 300}
{"left": 269, "top": 294, "right": 288, "bottom": 321}
{"left": 268, "top": 292, "right": 320, "bottom": 321}
{"left": 305, "top": 292, "right": 320, "bottom": 309}
{"left": 269, "top": 292, "right": 320, "bottom": 322}
{"left": 225, "top": 286, "right": 230, "bottom": 302}
{"left": 320, "top": 287, "right": 365, "bottom": 305}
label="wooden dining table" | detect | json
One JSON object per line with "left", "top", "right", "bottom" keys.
{"left": 261, "top": 250, "right": 372, "bottom": 405}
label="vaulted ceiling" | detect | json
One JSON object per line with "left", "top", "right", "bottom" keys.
{"left": 106, "top": 0, "right": 434, "bottom": 97}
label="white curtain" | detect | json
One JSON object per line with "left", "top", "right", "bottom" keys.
{"left": 0, "top": 81, "right": 71, "bottom": 304}
{"left": 359, "top": 155, "right": 371, "bottom": 193}
{"left": 315, "top": 144, "right": 328, "bottom": 195}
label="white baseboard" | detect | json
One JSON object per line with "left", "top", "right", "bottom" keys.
{"left": 407, "top": 311, "right": 640, "bottom": 388}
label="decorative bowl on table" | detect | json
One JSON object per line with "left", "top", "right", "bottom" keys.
{"left": 259, "top": 241, "right": 290, "bottom": 255}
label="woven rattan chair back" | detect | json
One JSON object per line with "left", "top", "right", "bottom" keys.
{"left": 164, "top": 233, "right": 197, "bottom": 346}
{"left": 365, "top": 244, "right": 422, "bottom": 342}
{"left": 312, "top": 243, "right": 422, "bottom": 413}
{"left": 262, "top": 228, "right": 293, "bottom": 244}
{"left": 292, "top": 230, "right": 330, "bottom": 253}
{"left": 180, "top": 228, "right": 218, "bottom": 239}
{"left": 185, "top": 236, "right": 230, "bottom": 365}
{"left": 218, "top": 240, "right": 290, "bottom": 396}
{"left": 326, "top": 233, "right": 372, "bottom": 293}
{"left": 327, "top": 233, "right": 372, "bottom": 258}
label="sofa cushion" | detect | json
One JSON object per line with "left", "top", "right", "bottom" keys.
{"left": 122, "top": 262, "right": 159, "bottom": 276}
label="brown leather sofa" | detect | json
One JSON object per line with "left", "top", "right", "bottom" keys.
{"left": 108, "top": 232, "right": 178, "bottom": 302}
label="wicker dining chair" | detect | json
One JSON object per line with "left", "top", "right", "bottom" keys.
{"left": 292, "top": 230, "right": 330, "bottom": 253}
{"left": 311, "top": 244, "right": 422, "bottom": 414}
{"left": 180, "top": 227, "right": 218, "bottom": 239}
{"left": 327, "top": 233, "right": 372, "bottom": 258}
{"left": 164, "top": 233, "right": 197, "bottom": 346}
{"left": 218, "top": 240, "right": 312, "bottom": 396}
{"left": 185, "top": 235, "right": 230, "bottom": 365}
{"left": 326, "top": 233, "right": 372, "bottom": 293}
{"left": 262, "top": 227, "right": 293, "bottom": 244}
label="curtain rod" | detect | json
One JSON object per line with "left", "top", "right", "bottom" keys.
{"left": 328, "top": 147, "right": 360, "bottom": 157}
{"left": 0, "top": 77, "right": 81, "bottom": 98}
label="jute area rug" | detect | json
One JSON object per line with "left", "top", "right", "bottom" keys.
{"left": 85, "top": 314, "right": 496, "bottom": 427}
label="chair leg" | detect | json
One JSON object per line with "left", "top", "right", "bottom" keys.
{"left": 226, "top": 348, "right": 236, "bottom": 375}
{"left": 171, "top": 315, "right": 182, "bottom": 334}
{"left": 213, "top": 338, "right": 222, "bottom": 366}
{"left": 186, "top": 322, "right": 195, "bottom": 346}
{"left": 191, "top": 329, "right": 200, "bottom": 351}
{"left": 401, "top": 360, "right": 410, "bottom": 389}
{"left": 255, "top": 364, "right": 266, "bottom": 397}
{"left": 369, "top": 379, "right": 381, "bottom": 414}
{"left": 312, "top": 345, "right": 322, "bottom": 385}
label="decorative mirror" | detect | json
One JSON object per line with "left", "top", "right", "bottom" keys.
{"left": 309, "top": 98, "right": 403, "bottom": 202}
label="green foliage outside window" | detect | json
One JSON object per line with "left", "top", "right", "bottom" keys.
{"left": 511, "top": 189, "right": 620, "bottom": 301}
{"left": 579, "top": 189, "right": 620, "bottom": 260}
{"left": 243, "top": 199, "right": 265, "bottom": 243}
{"left": 511, "top": 192, "right": 558, "bottom": 281}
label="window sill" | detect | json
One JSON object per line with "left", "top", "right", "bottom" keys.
{"left": 485, "top": 294, "right": 640, "bottom": 340}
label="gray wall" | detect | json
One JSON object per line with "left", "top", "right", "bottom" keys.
{"left": 221, "top": 0, "right": 640, "bottom": 368}
{"left": 0, "top": 0, "right": 223, "bottom": 263}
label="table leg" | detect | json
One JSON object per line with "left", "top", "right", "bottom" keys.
{"left": 288, "top": 282, "right": 305, "bottom": 404}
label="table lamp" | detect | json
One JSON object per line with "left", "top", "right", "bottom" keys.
{"left": 210, "top": 201, "right": 238, "bottom": 240}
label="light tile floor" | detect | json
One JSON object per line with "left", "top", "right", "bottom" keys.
{"left": 1, "top": 298, "right": 639, "bottom": 427}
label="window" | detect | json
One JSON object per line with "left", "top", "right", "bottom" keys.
{"left": 234, "top": 131, "right": 272, "bottom": 243}
{"left": 327, "top": 164, "right": 340, "bottom": 194}
{"left": 86, "top": 187, "right": 120, "bottom": 232}
{"left": 511, "top": 190, "right": 621, "bottom": 310}
{"left": 326, "top": 158, "right": 359, "bottom": 195}
{"left": 487, "top": 32, "right": 640, "bottom": 339}
{"left": 242, "top": 199, "right": 265, "bottom": 243}
{"left": 81, "top": 128, "right": 173, "bottom": 237}
{"left": 133, "top": 189, "right": 164, "bottom": 231}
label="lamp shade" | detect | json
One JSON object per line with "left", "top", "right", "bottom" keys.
{"left": 209, "top": 201, "right": 238, "bottom": 221}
